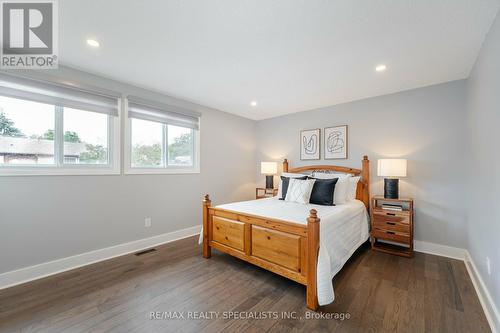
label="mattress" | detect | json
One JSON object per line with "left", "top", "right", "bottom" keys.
{"left": 201, "top": 197, "right": 370, "bottom": 306}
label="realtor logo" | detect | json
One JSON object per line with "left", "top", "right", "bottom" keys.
{"left": 1, "top": 0, "right": 58, "bottom": 69}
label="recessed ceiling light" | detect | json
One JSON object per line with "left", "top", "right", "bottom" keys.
{"left": 250, "top": 101, "right": 258, "bottom": 107}
{"left": 375, "top": 64, "right": 387, "bottom": 72}
{"left": 86, "top": 39, "right": 100, "bottom": 48}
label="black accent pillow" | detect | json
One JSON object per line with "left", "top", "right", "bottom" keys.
{"left": 280, "top": 175, "right": 307, "bottom": 200}
{"left": 308, "top": 177, "right": 338, "bottom": 206}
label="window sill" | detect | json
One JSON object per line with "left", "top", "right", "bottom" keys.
{"left": 0, "top": 167, "right": 120, "bottom": 176}
{"left": 124, "top": 167, "right": 200, "bottom": 175}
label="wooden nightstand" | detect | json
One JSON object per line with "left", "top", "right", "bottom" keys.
{"left": 370, "top": 196, "right": 414, "bottom": 257}
{"left": 256, "top": 188, "right": 278, "bottom": 199}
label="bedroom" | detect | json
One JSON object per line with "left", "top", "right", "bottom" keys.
{"left": 0, "top": 0, "right": 499, "bottom": 332}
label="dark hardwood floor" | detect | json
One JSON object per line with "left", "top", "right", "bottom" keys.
{"left": 0, "top": 236, "right": 490, "bottom": 333}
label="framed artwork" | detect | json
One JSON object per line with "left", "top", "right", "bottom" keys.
{"left": 324, "top": 125, "right": 348, "bottom": 159}
{"left": 300, "top": 129, "right": 320, "bottom": 160}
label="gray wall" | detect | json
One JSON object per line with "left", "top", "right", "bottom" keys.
{"left": 0, "top": 67, "right": 256, "bottom": 274}
{"left": 256, "top": 80, "right": 468, "bottom": 248}
{"left": 466, "top": 11, "right": 500, "bottom": 315}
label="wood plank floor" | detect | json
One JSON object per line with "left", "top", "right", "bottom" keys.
{"left": 0, "top": 236, "right": 490, "bottom": 333}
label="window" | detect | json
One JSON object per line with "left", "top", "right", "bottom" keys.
{"left": 0, "top": 74, "right": 201, "bottom": 176}
{"left": 125, "top": 96, "right": 200, "bottom": 174}
{"left": 63, "top": 107, "right": 109, "bottom": 165}
{"left": 0, "top": 96, "right": 56, "bottom": 165}
{"left": 131, "top": 118, "right": 164, "bottom": 168}
{"left": 168, "top": 125, "right": 194, "bottom": 166}
{"left": 0, "top": 73, "right": 120, "bottom": 175}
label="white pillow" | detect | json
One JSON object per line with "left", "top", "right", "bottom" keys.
{"left": 285, "top": 178, "right": 316, "bottom": 204}
{"left": 311, "top": 172, "right": 350, "bottom": 180}
{"left": 347, "top": 176, "right": 361, "bottom": 201}
{"left": 311, "top": 172, "right": 351, "bottom": 205}
{"left": 334, "top": 177, "right": 350, "bottom": 205}
{"left": 282, "top": 172, "right": 308, "bottom": 178}
{"left": 277, "top": 172, "right": 307, "bottom": 198}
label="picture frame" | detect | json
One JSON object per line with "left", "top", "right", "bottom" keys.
{"left": 300, "top": 128, "right": 320, "bottom": 160}
{"left": 324, "top": 125, "right": 348, "bottom": 159}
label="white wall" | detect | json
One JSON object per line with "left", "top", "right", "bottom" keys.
{"left": 0, "top": 66, "right": 256, "bottom": 274}
{"left": 466, "top": 10, "right": 500, "bottom": 321}
{"left": 256, "top": 80, "right": 468, "bottom": 249}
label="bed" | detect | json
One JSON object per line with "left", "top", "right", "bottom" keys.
{"left": 202, "top": 156, "right": 370, "bottom": 310}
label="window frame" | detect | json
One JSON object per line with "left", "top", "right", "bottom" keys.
{"left": 0, "top": 98, "right": 121, "bottom": 176}
{"left": 124, "top": 102, "right": 200, "bottom": 175}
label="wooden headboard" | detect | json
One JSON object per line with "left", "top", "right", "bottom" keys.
{"left": 282, "top": 155, "right": 370, "bottom": 209}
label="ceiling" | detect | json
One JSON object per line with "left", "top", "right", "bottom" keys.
{"left": 59, "top": 0, "right": 500, "bottom": 120}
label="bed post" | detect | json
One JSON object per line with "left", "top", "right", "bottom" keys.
{"left": 361, "top": 155, "right": 370, "bottom": 209}
{"left": 306, "top": 209, "right": 320, "bottom": 311}
{"left": 283, "top": 159, "right": 289, "bottom": 172}
{"left": 202, "top": 194, "right": 212, "bottom": 258}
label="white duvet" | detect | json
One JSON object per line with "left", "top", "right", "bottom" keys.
{"left": 202, "top": 197, "right": 370, "bottom": 306}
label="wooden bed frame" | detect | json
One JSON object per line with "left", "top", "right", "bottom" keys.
{"left": 202, "top": 156, "right": 370, "bottom": 310}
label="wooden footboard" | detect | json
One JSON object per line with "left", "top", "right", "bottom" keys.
{"left": 202, "top": 194, "right": 320, "bottom": 310}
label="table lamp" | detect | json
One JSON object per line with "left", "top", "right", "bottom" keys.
{"left": 261, "top": 162, "right": 277, "bottom": 189}
{"left": 377, "top": 159, "right": 407, "bottom": 199}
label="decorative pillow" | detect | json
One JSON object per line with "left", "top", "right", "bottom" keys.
{"left": 282, "top": 172, "right": 309, "bottom": 178}
{"left": 347, "top": 176, "right": 361, "bottom": 201}
{"left": 334, "top": 176, "right": 351, "bottom": 204}
{"left": 311, "top": 171, "right": 351, "bottom": 179}
{"left": 278, "top": 173, "right": 306, "bottom": 197}
{"left": 278, "top": 174, "right": 307, "bottom": 199}
{"left": 310, "top": 172, "right": 351, "bottom": 204}
{"left": 285, "top": 178, "right": 316, "bottom": 204}
{"left": 308, "top": 177, "right": 338, "bottom": 205}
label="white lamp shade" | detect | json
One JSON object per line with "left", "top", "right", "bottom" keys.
{"left": 377, "top": 159, "right": 407, "bottom": 177}
{"left": 261, "top": 162, "right": 277, "bottom": 175}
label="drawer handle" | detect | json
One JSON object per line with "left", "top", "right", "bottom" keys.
{"left": 387, "top": 213, "right": 396, "bottom": 216}
{"left": 267, "top": 236, "right": 271, "bottom": 240}
{"left": 386, "top": 231, "right": 395, "bottom": 235}
{"left": 386, "top": 222, "right": 396, "bottom": 225}
{"left": 225, "top": 236, "right": 228, "bottom": 240}
{"left": 216, "top": 227, "right": 219, "bottom": 230}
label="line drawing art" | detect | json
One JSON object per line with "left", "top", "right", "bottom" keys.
{"left": 324, "top": 125, "right": 347, "bottom": 159}
{"left": 326, "top": 131, "right": 344, "bottom": 153}
{"left": 303, "top": 134, "right": 318, "bottom": 155}
{"left": 300, "top": 129, "right": 320, "bottom": 160}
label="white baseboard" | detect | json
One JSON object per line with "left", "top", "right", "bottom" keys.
{"left": 0, "top": 225, "right": 202, "bottom": 291}
{"left": 414, "top": 240, "right": 466, "bottom": 260}
{"left": 465, "top": 251, "right": 499, "bottom": 333}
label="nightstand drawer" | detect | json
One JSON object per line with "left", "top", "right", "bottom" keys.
{"left": 371, "top": 229, "right": 410, "bottom": 244}
{"left": 373, "top": 218, "right": 410, "bottom": 233}
{"left": 373, "top": 209, "right": 410, "bottom": 224}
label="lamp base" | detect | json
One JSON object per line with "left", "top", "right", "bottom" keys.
{"left": 265, "top": 175, "right": 274, "bottom": 189}
{"left": 384, "top": 178, "right": 399, "bottom": 199}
